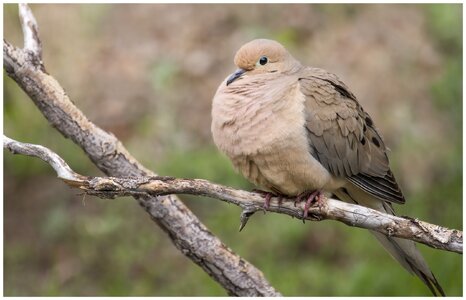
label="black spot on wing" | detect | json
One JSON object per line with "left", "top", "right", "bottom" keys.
{"left": 321, "top": 79, "right": 356, "bottom": 100}
{"left": 365, "top": 116, "right": 373, "bottom": 126}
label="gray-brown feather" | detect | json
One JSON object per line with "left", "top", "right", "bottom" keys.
{"left": 299, "top": 67, "right": 405, "bottom": 204}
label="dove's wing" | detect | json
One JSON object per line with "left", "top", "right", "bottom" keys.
{"left": 299, "top": 67, "right": 405, "bottom": 204}
{"left": 299, "top": 68, "right": 446, "bottom": 295}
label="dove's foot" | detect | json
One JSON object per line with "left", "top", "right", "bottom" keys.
{"left": 295, "top": 190, "right": 324, "bottom": 219}
{"left": 252, "top": 189, "right": 284, "bottom": 210}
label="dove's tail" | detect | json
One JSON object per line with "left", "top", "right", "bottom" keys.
{"left": 334, "top": 185, "right": 445, "bottom": 296}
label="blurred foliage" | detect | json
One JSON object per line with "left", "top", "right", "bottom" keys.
{"left": 426, "top": 4, "right": 462, "bottom": 54}
{"left": 427, "top": 4, "right": 462, "bottom": 153}
{"left": 4, "top": 4, "right": 462, "bottom": 296}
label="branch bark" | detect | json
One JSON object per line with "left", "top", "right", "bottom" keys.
{"left": 4, "top": 135, "right": 463, "bottom": 254}
{"left": 18, "top": 3, "right": 42, "bottom": 59}
{"left": 4, "top": 4, "right": 462, "bottom": 296}
{"left": 4, "top": 4, "right": 280, "bottom": 296}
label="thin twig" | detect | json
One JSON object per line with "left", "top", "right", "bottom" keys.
{"left": 19, "top": 3, "right": 42, "bottom": 59}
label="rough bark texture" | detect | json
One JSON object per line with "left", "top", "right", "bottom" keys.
{"left": 4, "top": 4, "right": 462, "bottom": 296}
{"left": 4, "top": 135, "right": 463, "bottom": 254}
{"left": 3, "top": 4, "right": 280, "bottom": 297}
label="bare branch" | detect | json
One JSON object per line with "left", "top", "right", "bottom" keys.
{"left": 4, "top": 136, "right": 81, "bottom": 181}
{"left": 19, "top": 3, "right": 42, "bottom": 59}
{"left": 4, "top": 4, "right": 280, "bottom": 297}
{"left": 4, "top": 4, "right": 462, "bottom": 297}
{"left": 4, "top": 135, "right": 463, "bottom": 254}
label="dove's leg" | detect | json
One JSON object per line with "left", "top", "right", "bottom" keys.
{"left": 263, "top": 193, "right": 273, "bottom": 209}
{"left": 295, "top": 190, "right": 324, "bottom": 219}
{"left": 252, "top": 189, "right": 285, "bottom": 209}
{"left": 294, "top": 190, "right": 317, "bottom": 206}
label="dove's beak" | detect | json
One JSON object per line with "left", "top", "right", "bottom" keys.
{"left": 226, "top": 69, "right": 246, "bottom": 86}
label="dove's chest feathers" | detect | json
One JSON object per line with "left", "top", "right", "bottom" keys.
{"left": 212, "top": 77, "right": 336, "bottom": 195}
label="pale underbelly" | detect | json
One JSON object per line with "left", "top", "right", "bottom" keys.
{"left": 231, "top": 145, "right": 344, "bottom": 196}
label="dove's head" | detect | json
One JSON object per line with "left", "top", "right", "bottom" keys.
{"left": 226, "top": 39, "right": 300, "bottom": 86}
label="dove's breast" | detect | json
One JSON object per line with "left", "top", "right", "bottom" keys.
{"left": 211, "top": 77, "right": 344, "bottom": 195}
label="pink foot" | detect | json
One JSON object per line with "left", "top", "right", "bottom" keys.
{"left": 294, "top": 190, "right": 313, "bottom": 207}
{"left": 252, "top": 189, "right": 283, "bottom": 210}
{"left": 264, "top": 193, "right": 273, "bottom": 209}
{"left": 296, "top": 190, "right": 324, "bottom": 219}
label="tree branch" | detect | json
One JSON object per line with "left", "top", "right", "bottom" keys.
{"left": 4, "top": 4, "right": 280, "bottom": 296}
{"left": 4, "top": 4, "right": 462, "bottom": 296}
{"left": 4, "top": 135, "right": 463, "bottom": 254}
{"left": 19, "top": 3, "right": 42, "bottom": 59}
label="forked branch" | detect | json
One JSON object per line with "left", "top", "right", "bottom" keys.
{"left": 4, "top": 4, "right": 280, "bottom": 296}
{"left": 3, "top": 4, "right": 462, "bottom": 297}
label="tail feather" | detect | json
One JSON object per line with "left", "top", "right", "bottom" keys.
{"left": 371, "top": 231, "right": 445, "bottom": 296}
{"left": 334, "top": 186, "right": 445, "bottom": 296}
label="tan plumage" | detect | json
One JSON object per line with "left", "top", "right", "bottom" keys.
{"left": 211, "top": 39, "right": 444, "bottom": 295}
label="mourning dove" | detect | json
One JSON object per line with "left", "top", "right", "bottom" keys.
{"left": 211, "top": 39, "right": 444, "bottom": 296}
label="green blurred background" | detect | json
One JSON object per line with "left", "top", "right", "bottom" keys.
{"left": 3, "top": 3, "right": 462, "bottom": 296}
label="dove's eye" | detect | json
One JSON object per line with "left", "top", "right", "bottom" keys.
{"left": 258, "top": 56, "right": 268, "bottom": 65}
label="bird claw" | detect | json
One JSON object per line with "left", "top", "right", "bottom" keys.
{"left": 251, "top": 189, "right": 282, "bottom": 212}
{"left": 263, "top": 193, "right": 273, "bottom": 212}
{"left": 294, "top": 190, "right": 324, "bottom": 221}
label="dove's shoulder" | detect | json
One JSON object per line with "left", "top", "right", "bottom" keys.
{"left": 296, "top": 67, "right": 356, "bottom": 100}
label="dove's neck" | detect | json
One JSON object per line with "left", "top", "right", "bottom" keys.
{"left": 282, "top": 56, "right": 302, "bottom": 74}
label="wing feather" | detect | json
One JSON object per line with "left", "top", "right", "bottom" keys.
{"left": 299, "top": 67, "right": 405, "bottom": 204}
